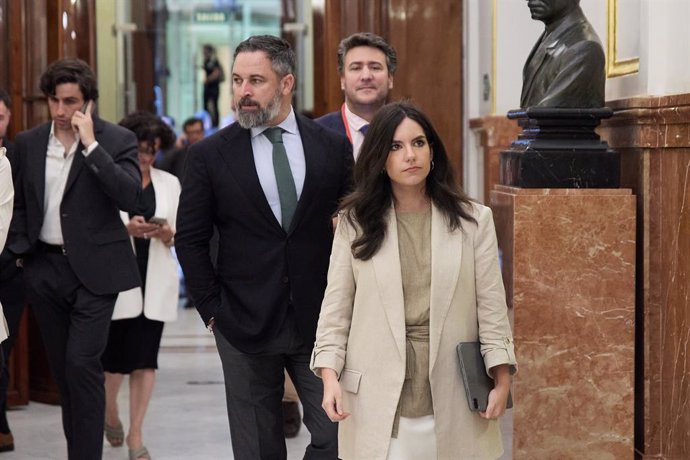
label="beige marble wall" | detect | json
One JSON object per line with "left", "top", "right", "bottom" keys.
{"left": 599, "top": 93, "right": 690, "bottom": 458}
{"left": 491, "top": 186, "right": 636, "bottom": 459}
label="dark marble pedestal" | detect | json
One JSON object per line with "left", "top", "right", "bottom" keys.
{"left": 499, "top": 107, "right": 619, "bottom": 188}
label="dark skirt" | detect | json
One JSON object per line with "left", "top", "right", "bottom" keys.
{"left": 102, "top": 313, "right": 165, "bottom": 374}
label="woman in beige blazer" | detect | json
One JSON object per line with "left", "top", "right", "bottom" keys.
{"left": 101, "top": 112, "right": 179, "bottom": 460}
{"left": 311, "top": 102, "right": 517, "bottom": 460}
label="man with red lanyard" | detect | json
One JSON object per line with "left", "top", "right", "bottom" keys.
{"left": 282, "top": 32, "right": 395, "bottom": 437}
{"left": 316, "top": 32, "right": 397, "bottom": 160}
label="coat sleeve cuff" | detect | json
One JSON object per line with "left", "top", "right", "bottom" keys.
{"left": 310, "top": 350, "right": 345, "bottom": 379}
{"left": 195, "top": 297, "right": 220, "bottom": 326}
{"left": 82, "top": 141, "right": 99, "bottom": 156}
{"left": 482, "top": 338, "right": 518, "bottom": 378}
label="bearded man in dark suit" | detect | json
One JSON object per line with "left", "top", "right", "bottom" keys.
{"left": 176, "top": 35, "right": 352, "bottom": 459}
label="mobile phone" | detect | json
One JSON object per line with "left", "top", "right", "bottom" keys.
{"left": 80, "top": 102, "right": 89, "bottom": 114}
{"left": 148, "top": 217, "right": 168, "bottom": 226}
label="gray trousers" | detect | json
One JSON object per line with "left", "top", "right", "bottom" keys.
{"left": 214, "top": 314, "right": 338, "bottom": 460}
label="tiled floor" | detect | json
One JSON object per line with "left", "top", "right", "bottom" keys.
{"left": 2, "top": 306, "right": 512, "bottom": 459}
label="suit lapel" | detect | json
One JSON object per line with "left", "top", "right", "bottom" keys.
{"left": 63, "top": 141, "right": 85, "bottom": 195}
{"left": 217, "top": 117, "right": 330, "bottom": 234}
{"left": 371, "top": 207, "right": 406, "bottom": 360}
{"left": 521, "top": 31, "right": 549, "bottom": 103}
{"left": 150, "top": 169, "right": 168, "bottom": 218}
{"left": 522, "top": 31, "right": 543, "bottom": 80}
{"left": 429, "top": 204, "right": 463, "bottom": 372}
{"left": 64, "top": 117, "right": 105, "bottom": 195}
{"left": 29, "top": 124, "right": 51, "bottom": 211}
{"left": 288, "top": 116, "right": 326, "bottom": 234}
{"left": 219, "top": 125, "right": 282, "bottom": 232}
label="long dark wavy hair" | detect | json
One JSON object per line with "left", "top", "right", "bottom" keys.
{"left": 340, "top": 101, "right": 476, "bottom": 260}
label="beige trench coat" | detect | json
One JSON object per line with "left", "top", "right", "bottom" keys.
{"left": 311, "top": 202, "right": 517, "bottom": 460}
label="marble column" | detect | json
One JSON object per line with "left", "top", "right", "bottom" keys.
{"left": 491, "top": 186, "right": 636, "bottom": 459}
{"left": 599, "top": 93, "right": 690, "bottom": 459}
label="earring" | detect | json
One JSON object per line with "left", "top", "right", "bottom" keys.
{"left": 431, "top": 160, "right": 435, "bottom": 170}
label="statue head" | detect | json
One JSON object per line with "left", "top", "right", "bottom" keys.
{"left": 526, "top": 0, "right": 580, "bottom": 26}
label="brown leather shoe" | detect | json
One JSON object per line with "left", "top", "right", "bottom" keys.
{"left": 282, "top": 401, "right": 301, "bottom": 438}
{"left": 0, "top": 432, "right": 14, "bottom": 452}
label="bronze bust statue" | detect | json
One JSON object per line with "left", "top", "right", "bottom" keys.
{"left": 521, "top": 0, "right": 605, "bottom": 108}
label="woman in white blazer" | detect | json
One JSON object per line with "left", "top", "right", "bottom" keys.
{"left": 0, "top": 148, "right": 12, "bottom": 345}
{"left": 311, "top": 102, "right": 517, "bottom": 460}
{"left": 101, "top": 113, "right": 180, "bottom": 460}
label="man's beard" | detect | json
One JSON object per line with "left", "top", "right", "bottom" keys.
{"left": 235, "top": 90, "right": 283, "bottom": 129}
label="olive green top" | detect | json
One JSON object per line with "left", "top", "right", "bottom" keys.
{"left": 392, "top": 207, "right": 433, "bottom": 436}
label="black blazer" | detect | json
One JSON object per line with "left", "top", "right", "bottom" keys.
{"left": 315, "top": 111, "right": 348, "bottom": 140}
{"left": 156, "top": 146, "right": 188, "bottom": 181}
{"left": 9, "top": 118, "right": 142, "bottom": 295}
{"left": 176, "top": 114, "right": 353, "bottom": 353}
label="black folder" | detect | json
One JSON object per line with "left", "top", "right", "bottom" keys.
{"left": 456, "top": 342, "right": 513, "bottom": 412}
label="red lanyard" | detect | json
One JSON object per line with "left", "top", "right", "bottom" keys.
{"left": 340, "top": 103, "right": 353, "bottom": 144}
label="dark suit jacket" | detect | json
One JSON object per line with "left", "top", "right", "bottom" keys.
{"left": 9, "top": 117, "right": 142, "bottom": 295}
{"left": 176, "top": 114, "right": 353, "bottom": 353}
{"left": 157, "top": 146, "right": 188, "bottom": 181}
{"left": 315, "top": 111, "right": 347, "bottom": 140}
{"left": 520, "top": 6, "right": 605, "bottom": 108}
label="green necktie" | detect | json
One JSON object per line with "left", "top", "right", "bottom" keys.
{"left": 263, "top": 127, "right": 297, "bottom": 230}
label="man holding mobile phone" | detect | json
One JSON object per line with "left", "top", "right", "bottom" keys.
{"left": 8, "top": 58, "right": 141, "bottom": 460}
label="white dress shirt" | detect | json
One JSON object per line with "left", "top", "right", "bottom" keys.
{"left": 344, "top": 104, "right": 369, "bottom": 161}
{"left": 39, "top": 123, "right": 99, "bottom": 244}
{"left": 250, "top": 108, "right": 306, "bottom": 226}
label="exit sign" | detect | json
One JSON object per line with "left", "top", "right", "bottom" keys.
{"left": 194, "top": 11, "right": 228, "bottom": 24}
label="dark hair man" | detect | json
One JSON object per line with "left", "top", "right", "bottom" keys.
{"left": 181, "top": 116, "right": 205, "bottom": 145}
{"left": 520, "top": 0, "right": 605, "bottom": 108}
{"left": 316, "top": 32, "right": 397, "bottom": 160}
{"left": 175, "top": 35, "right": 352, "bottom": 459}
{"left": 158, "top": 117, "right": 204, "bottom": 180}
{"left": 8, "top": 58, "right": 141, "bottom": 459}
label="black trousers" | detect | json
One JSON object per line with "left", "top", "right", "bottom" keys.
{"left": 203, "top": 86, "right": 220, "bottom": 128}
{"left": 23, "top": 252, "right": 116, "bottom": 460}
{"left": 214, "top": 314, "right": 338, "bottom": 460}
